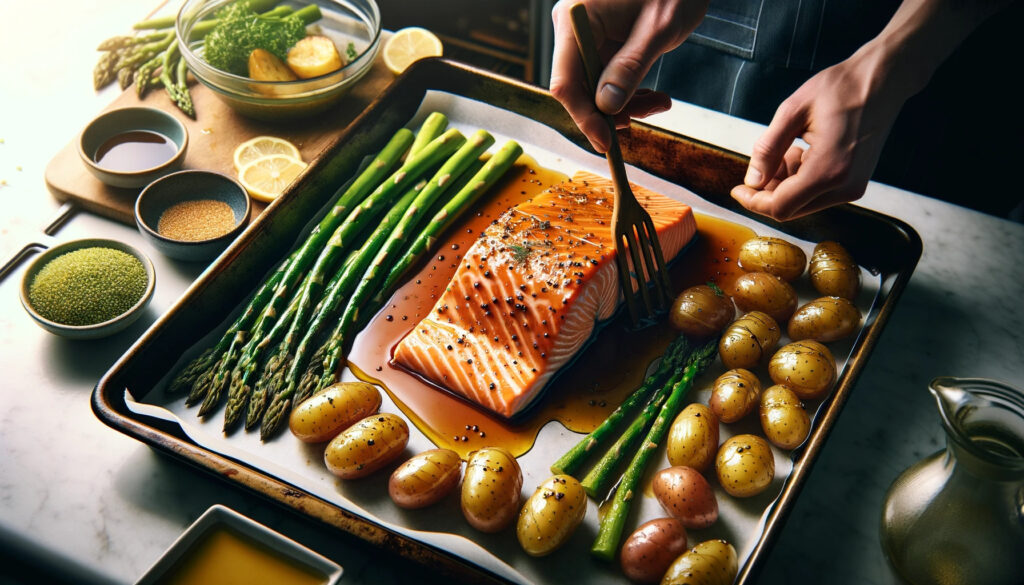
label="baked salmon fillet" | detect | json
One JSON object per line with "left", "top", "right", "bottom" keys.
{"left": 392, "top": 170, "right": 697, "bottom": 418}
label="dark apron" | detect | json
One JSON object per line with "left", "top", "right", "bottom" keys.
{"left": 644, "top": 0, "right": 1024, "bottom": 218}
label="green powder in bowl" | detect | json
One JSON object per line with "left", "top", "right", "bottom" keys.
{"left": 28, "top": 247, "right": 149, "bottom": 326}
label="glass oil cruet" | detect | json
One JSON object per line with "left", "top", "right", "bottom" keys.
{"left": 881, "top": 377, "right": 1024, "bottom": 585}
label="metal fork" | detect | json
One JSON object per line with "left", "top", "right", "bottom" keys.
{"left": 568, "top": 3, "right": 673, "bottom": 325}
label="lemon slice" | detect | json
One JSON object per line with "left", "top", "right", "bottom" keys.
{"left": 233, "top": 136, "right": 302, "bottom": 171}
{"left": 238, "top": 154, "right": 308, "bottom": 202}
{"left": 383, "top": 27, "right": 443, "bottom": 75}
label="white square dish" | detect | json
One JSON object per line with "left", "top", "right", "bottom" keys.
{"left": 135, "top": 504, "right": 342, "bottom": 585}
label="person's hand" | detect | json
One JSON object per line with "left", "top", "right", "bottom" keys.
{"left": 549, "top": 0, "right": 709, "bottom": 153}
{"left": 729, "top": 49, "right": 910, "bottom": 221}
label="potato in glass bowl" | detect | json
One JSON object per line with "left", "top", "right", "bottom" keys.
{"left": 176, "top": 0, "right": 381, "bottom": 120}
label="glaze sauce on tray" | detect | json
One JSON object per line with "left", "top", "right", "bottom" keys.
{"left": 347, "top": 157, "right": 755, "bottom": 458}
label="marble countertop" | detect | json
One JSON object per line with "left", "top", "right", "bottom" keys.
{"left": 2, "top": 3, "right": 1022, "bottom": 584}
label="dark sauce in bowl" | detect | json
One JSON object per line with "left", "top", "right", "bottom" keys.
{"left": 94, "top": 130, "right": 179, "bottom": 172}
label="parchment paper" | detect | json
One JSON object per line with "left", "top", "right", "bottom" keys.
{"left": 127, "top": 90, "right": 876, "bottom": 584}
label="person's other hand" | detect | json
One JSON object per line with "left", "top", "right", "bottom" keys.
{"left": 550, "top": 0, "right": 709, "bottom": 153}
{"left": 730, "top": 48, "right": 909, "bottom": 221}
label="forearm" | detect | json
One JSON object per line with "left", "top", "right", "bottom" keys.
{"left": 859, "top": 0, "right": 1013, "bottom": 99}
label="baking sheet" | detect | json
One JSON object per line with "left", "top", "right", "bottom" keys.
{"left": 123, "top": 90, "right": 877, "bottom": 584}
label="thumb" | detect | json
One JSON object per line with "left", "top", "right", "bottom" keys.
{"left": 745, "top": 100, "right": 807, "bottom": 189}
{"left": 595, "top": 14, "right": 678, "bottom": 115}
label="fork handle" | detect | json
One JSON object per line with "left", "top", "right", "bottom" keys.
{"left": 568, "top": 3, "right": 632, "bottom": 197}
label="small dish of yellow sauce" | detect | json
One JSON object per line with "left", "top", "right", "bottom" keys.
{"left": 137, "top": 505, "right": 341, "bottom": 585}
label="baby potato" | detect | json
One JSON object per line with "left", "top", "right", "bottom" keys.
{"left": 769, "top": 340, "right": 837, "bottom": 400}
{"left": 715, "top": 434, "right": 775, "bottom": 498}
{"left": 653, "top": 466, "right": 718, "bottom": 530}
{"left": 738, "top": 236, "right": 806, "bottom": 281}
{"left": 287, "top": 35, "right": 345, "bottom": 79}
{"left": 709, "top": 368, "right": 761, "bottom": 423}
{"left": 462, "top": 447, "right": 523, "bottom": 533}
{"left": 788, "top": 296, "right": 861, "bottom": 342}
{"left": 760, "top": 385, "right": 811, "bottom": 450}
{"left": 718, "top": 311, "right": 781, "bottom": 370}
{"left": 660, "top": 539, "right": 738, "bottom": 585}
{"left": 668, "top": 284, "right": 736, "bottom": 338}
{"left": 810, "top": 240, "right": 861, "bottom": 299}
{"left": 620, "top": 518, "right": 688, "bottom": 584}
{"left": 667, "top": 403, "right": 719, "bottom": 472}
{"left": 730, "top": 271, "right": 798, "bottom": 323}
{"left": 388, "top": 448, "right": 462, "bottom": 510}
{"left": 516, "top": 475, "right": 587, "bottom": 556}
{"left": 248, "top": 48, "right": 298, "bottom": 82}
{"left": 289, "top": 381, "right": 382, "bottom": 443}
{"left": 324, "top": 413, "right": 409, "bottom": 479}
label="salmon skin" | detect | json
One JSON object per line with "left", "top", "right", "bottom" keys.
{"left": 392, "top": 170, "right": 697, "bottom": 419}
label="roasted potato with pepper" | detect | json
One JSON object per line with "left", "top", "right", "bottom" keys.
{"left": 516, "top": 475, "right": 587, "bottom": 556}
{"left": 709, "top": 368, "right": 761, "bottom": 423}
{"left": 731, "top": 271, "right": 798, "bottom": 323}
{"left": 660, "top": 539, "right": 738, "bottom": 585}
{"left": 289, "top": 381, "right": 381, "bottom": 443}
{"left": 621, "top": 518, "right": 689, "bottom": 584}
{"left": 667, "top": 403, "right": 719, "bottom": 472}
{"left": 809, "top": 240, "right": 861, "bottom": 299}
{"left": 769, "top": 340, "right": 837, "bottom": 400}
{"left": 715, "top": 434, "right": 775, "bottom": 498}
{"left": 653, "top": 466, "right": 719, "bottom": 529}
{"left": 719, "top": 311, "right": 782, "bottom": 370}
{"left": 788, "top": 296, "right": 861, "bottom": 342}
{"left": 668, "top": 284, "right": 736, "bottom": 337}
{"left": 760, "top": 385, "right": 812, "bottom": 449}
{"left": 737, "top": 236, "right": 806, "bottom": 281}
{"left": 388, "top": 448, "right": 463, "bottom": 509}
{"left": 324, "top": 413, "right": 409, "bottom": 479}
{"left": 462, "top": 447, "right": 523, "bottom": 533}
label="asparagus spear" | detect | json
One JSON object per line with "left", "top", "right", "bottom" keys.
{"left": 551, "top": 334, "right": 690, "bottom": 479}
{"left": 590, "top": 337, "right": 719, "bottom": 562}
{"left": 168, "top": 256, "right": 291, "bottom": 396}
{"left": 581, "top": 363, "right": 685, "bottom": 500}
{"left": 224, "top": 257, "right": 348, "bottom": 429}
{"left": 410, "top": 112, "right": 449, "bottom": 156}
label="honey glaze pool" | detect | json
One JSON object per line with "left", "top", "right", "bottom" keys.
{"left": 346, "top": 156, "right": 755, "bottom": 458}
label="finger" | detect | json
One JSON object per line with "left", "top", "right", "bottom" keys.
{"left": 596, "top": 7, "right": 683, "bottom": 115}
{"left": 612, "top": 89, "right": 672, "bottom": 127}
{"left": 550, "top": 0, "right": 612, "bottom": 152}
{"left": 744, "top": 99, "right": 808, "bottom": 190}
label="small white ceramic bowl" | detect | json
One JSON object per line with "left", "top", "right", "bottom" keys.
{"left": 20, "top": 238, "right": 156, "bottom": 340}
{"left": 135, "top": 505, "right": 343, "bottom": 585}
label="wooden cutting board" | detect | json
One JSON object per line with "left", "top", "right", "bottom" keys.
{"left": 46, "top": 36, "right": 396, "bottom": 226}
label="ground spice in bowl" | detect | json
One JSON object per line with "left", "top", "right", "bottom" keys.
{"left": 158, "top": 199, "right": 237, "bottom": 241}
{"left": 28, "top": 247, "right": 148, "bottom": 326}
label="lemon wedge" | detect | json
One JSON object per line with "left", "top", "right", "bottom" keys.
{"left": 238, "top": 154, "right": 308, "bottom": 202}
{"left": 233, "top": 136, "right": 302, "bottom": 171}
{"left": 383, "top": 27, "right": 443, "bottom": 75}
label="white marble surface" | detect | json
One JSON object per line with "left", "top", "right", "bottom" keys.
{"left": 1, "top": 3, "right": 1023, "bottom": 584}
